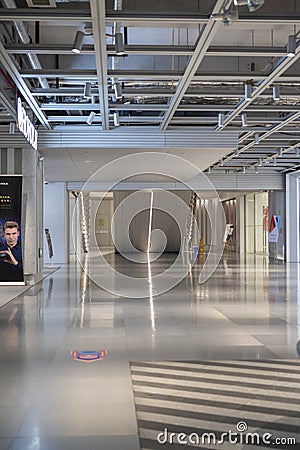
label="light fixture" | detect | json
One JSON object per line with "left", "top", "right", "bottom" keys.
{"left": 115, "top": 32, "right": 125, "bottom": 56}
{"left": 278, "top": 148, "right": 283, "bottom": 157}
{"left": 218, "top": 113, "right": 224, "bottom": 127}
{"left": 241, "top": 113, "right": 247, "bottom": 127}
{"left": 233, "top": 0, "right": 265, "bottom": 12}
{"left": 272, "top": 85, "right": 280, "bottom": 100}
{"left": 295, "top": 148, "right": 300, "bottom": 156}
{"left": 211, "top": 8, "right": 239, "bottom": 25}
{"left": 113, "top": 81, "right": 122, "bottom": 100}
{"left": 258, "top": 158, "right": 262, "bottom": 166}
{"left": 287, "top": 35, "right": 296, "bottom": 57}
{"left": 9, "top": 122, "right": 15, "bottom": 134}
{"left": 220, "top": 158, "right": 224, "bottom": 166}
{"left": 254, "top": 133, "right": 259, "bottom": 144}
{"left": 273, "top": 157, "right": 277, "bottom": 166}
{"left": 83, "top": 82, "right": 91, "bottom": 99}
{"left": 244, "top": 83, "right": 252, "bottom": 101}
{"left": 113, "top": 111, "right": 120, "bottom": 127}
{"left": 235, "top": 149, "right": 239, "bottom": 156}
{"left": 208, "top": 167, "right": 212, "bottom": 173}
{"left": 242, "top": 166, "right": 246, "bottom": 173}
{"left": 86, "top": 111, "right": 96, "bottom": 125}
{"left": 255, "top": 167, "right": 259, "bottom": 173}
{"left": 72, "top": 30, "right": 84, "bottom": 54}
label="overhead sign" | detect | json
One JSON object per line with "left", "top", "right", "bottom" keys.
{"left": 17, "top": 97, "right": 38, "bottom": 150}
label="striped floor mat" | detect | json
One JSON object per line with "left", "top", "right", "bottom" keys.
{"left": 130, "top": 360, "right": 300, "bottom": 449}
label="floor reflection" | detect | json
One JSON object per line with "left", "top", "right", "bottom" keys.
{"left": 0, "top": 252, "right": 299, "bottom": 449}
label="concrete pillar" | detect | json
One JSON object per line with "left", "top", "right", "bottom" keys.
{"left": 22, "top": 147, "right": 40, "bottom": 282}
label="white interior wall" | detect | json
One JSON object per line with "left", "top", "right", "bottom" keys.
{"left": 254, "top": 192, "right": 268, "bottom": 253}
{"left": 268, "top": 191, "right": 285, "bottom": 260}
{"left": 286, "top": 174, "right": 300, "bottom": 263}
{"left": 44, "top": 182, "right": 68, "bottom": 264}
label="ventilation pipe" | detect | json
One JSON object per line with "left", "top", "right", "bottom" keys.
{"left": 2, "top": 0, "right": 50, "bottom": 91}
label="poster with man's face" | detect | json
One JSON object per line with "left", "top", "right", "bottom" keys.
{"left": 0, "top": 177, "right": 24, "bottom": 285}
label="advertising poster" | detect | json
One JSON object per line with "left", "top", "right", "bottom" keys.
{"left": 0, "top": 176, "right": 25, "bottom": 285}
{"left": 268, "top": 214, "right": 281, "bottom": 243}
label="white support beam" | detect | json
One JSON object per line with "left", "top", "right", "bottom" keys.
{"left": 0, "top": 91, "right": 16, "bottom": 118}
{"left": 221, "top": 112, "right": 300, "bottom": 166}
{"left": 217, "top": 46, "right": 300, "bottom": 131}
{"left": 160, "top": 0, "right": 233, "bottom": 131}
{"left": 0, "top": 41, "right": 50, "bottom": 129}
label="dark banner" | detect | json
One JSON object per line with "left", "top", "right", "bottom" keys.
{"left": 0, "top": 176, "right": 25, "bottom": 285}
{"left": 45, "top": 228, "right": 54, "bottom": 259}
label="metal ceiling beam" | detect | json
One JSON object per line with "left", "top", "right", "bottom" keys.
{"left": 107, "top": 11, "right": 300, "bottom": 25}
{"left": 218, "top": 111, "right": 300, "bottom": 167}
{"left": 20, "top": 69, "right": 300, "bottom": 83}
{"left": 218, "top": 46, "right": 300, "bottom": 131}
{"left": 39, "top": 103, "right": 300, "bottom": 113}
{"left": 238, "top": 112, "right": 300, "bottom": 150}
{"left": 47, "top": 115, "right": 161, "bottom": 123}
{"left": 280, "top": 144, "right": 300, "bottom": 172}
{"left": 1, "top": 9, "right": 299, "bottom": 25}
{"left": 253, "top": 141, "right": 300, "bottom": 171}
{"left": 21, "top": 70, "right": 98, "bottom": 79}
{"left": 0, "top": 41, "right": 50, "bottom": 129}
{"left": 0, "top": 8, "right": 91, "bottom": 21}
{"left": 41, "top": 103, "right": 168, "bottom": 111}
{"left": 160, "top": 0, "right": 233, "bottom": 131}
{"left": 20, "top": 69, "right": 176, "bottom": 79}
{"left": 5, "top": 44, "right": 95, "bottom": 55}
{"left": 0, "top": 91, "right": 16, "bottom": 118}
{"left": 90, "top": 0, "right": 109, "bottom": 130}
{"left": 5, "top": 44, "right": 286, "bottom": 57}
{"left": 31, "top": 86, "right": 300, "bottom": 99}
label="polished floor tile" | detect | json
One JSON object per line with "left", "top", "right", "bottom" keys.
{"left": 0, "top": 252, "right": 300, "bottom": 449}
{"left": 9, "top": 436, "right": 139, "bottom": 450}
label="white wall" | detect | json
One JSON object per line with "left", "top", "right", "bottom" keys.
{"left": 113, "top": 190, "right": 190, "bottom": 253}
{"left": 269, "top": 191, "right": 285, "bottom": 260}
{"left": 44, "top": 182, "right": 68, "bottom": 264}
{"left": 286, "top": 174, "right": 300, "bottom": 262}
{"left": 236, "top": 196, "right": 245, "bottom": 253}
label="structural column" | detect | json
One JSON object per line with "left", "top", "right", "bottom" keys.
{"left": 286, "top": 173, "right": 300, "bottom": 263}
{"left": 22, "top": 147, "right": 44, "bottom": 283}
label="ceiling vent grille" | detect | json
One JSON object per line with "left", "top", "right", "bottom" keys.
{"left": 26, "top": 0, "right": 57, "bottom": 7}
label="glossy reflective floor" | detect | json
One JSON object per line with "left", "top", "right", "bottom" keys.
{"left": 0, "top": 252, "right": 299, "bottom": 450}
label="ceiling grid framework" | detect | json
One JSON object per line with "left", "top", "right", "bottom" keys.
{"left": 0, "top": 0, "right": 299, "bottom": 179}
